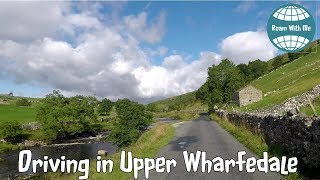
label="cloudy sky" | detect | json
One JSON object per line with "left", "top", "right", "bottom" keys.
{"left": 0, "top": 1, "right": 319, "bottom": 102}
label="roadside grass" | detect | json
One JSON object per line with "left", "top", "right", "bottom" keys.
{"left": 0, "top": 142, "right": 19, "bottom": 154}
{"left": 243, "top": 46, "right": 320, "bottom": 111}
{"left": 210, "top": 114, "right": 302, "bottom": 180}
{"left": 0, "top": 104, "right": 36, "bottom": 123}
{"left": 300, "top": 97, "right": 320, "bottom": 116}
{"left": 45, "top": 123, "right": 175, "bottom": 180}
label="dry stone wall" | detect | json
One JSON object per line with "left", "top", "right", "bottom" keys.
{"left": 260, "top": 84, "right": 320, "bottom": 115}
{"left": 216, "top": 110, "right": 320, "bottom": 168}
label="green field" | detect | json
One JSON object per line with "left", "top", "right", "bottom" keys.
{"left": 0, "top": 104, "right": 36, "bottom": 123}
{"left": 243, "top": 44, "right": 320, "bottom": 111}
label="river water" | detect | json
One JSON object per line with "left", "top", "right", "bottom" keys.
{"left": 0, "top": 141, "right": 118, "bottom": 179}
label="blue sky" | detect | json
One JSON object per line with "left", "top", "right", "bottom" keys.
{"left": 0, "top": 1, "right": 319, "bottom": 101}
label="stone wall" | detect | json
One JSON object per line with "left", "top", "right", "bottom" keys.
{"left": 260, "top": 84, "right": 320, "bottom": 115}
{"left": 215, "top": 110, "right": 320, "bottom": 168}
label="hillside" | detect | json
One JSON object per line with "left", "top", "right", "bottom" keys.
{"left": 243, "top": 44, "right": 320, "bottom": 111}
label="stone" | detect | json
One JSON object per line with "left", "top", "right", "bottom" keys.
{"left": 98, "top": 150, "right": 108, "bottom": 156}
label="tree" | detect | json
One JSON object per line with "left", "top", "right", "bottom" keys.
{"left": 247, "top": 59, "right": 268, "bottom": 80}
{"left": 288, "top": 53, "right": 300, "bottom": 62}
{"left": 196, "top": 81, "right": 209, "bottom": 103}
{"left": 206, "top": 59, "right": 245, "bottom": 112}
{"left": 272, "top": 56, "right": 284, "bottom": 69}
{"left": 36, "top": 90, "right": 97, "bottom": 143}
{"left": 97, "top": 98, "right": 113, "bottom": 115}
{"left": 16, "top": 98, "right": 32, "bottom": 106}
{"left": 110, "top": 99, "right": 153, "bottom": 147}
{"left": 0, "top": 121, "right": 22, "bottom": 143}
{"left": 146, "top": 103, "right": 157, "bottom": 112}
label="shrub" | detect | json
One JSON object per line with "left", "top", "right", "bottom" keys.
{"left": 0, "top": 121, "right": 22, "bottom": 142}
{"left": 16, "top": 98, "right": 32, "bottom": 106}
{"left": 97, "top": 98, "right": 113, "bottom": 115}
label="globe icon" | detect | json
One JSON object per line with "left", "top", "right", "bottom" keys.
{"left": 267, "top": 4, "right": 315, "bottom": 52}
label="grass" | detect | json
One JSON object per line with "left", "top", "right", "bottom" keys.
{"left": 210, "top": 114, "right": 302, "bottom": 179}
{"left": 45, "top": 123, "right": 175, "bottom": 180}
{"left": 242, "top": 44, "right": 320, "bottom": 111}
{"left": 153, "top": 102, "right": 207, "bottom": 121}
{"left": 0, "top": 142, "right": 19, "bottom": 154}
{"left": 300, "top": 97, "right": 320, "bottom": 116}
{"left": 0, "top": 104, "right": 36, "bottom": 123}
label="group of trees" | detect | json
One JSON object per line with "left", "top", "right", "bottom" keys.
{"left": 36, "top": 90, "right": 98, "bottom": 142}
{"left": 35, "top": 90, "right": 151, "bottom": 146}
{"left": 196, "top": 59, "right": 269, "bottom": 111}
{"left": 196, "top": 59, "right": 245, "bottom": 112}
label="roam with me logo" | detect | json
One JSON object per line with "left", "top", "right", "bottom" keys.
{"left": 267, "top": 3, "right": 315, "bottom": 52}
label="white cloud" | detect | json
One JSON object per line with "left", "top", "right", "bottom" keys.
{"left": 235, "top": 1, "right": 255, "bottom": 13}
{"left": 220, "top": 31, "right": 277, "bottom": 64}
{"left": 124, "top": 11, "right": 166, "bottom": 44}
{"left": 0, "top": 2, "right": 221, "bottom": 102}
{"left": 0, "top": 2, "right": 69, "bottom": 41}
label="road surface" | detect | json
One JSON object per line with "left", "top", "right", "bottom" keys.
{"left": 139, "top": 114, "right": 282, "bottom": 180}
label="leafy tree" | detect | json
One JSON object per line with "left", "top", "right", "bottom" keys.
{"left": 272, "top": 56, "right": 284, "bottom": 69}
{"left": 207, "top": 59, "right": 244, "bottom": 111}
{"left": 16, "top": 98, "right": 32, "bottom": 107}
{"left": 97, "top": 98, "right": 113, "bottom": 115}
{"left": 196, "top": 81, "right": 209, "bottom": 103}
{"left": 36, "top": 90, "right": 97, "bottom": 143}
{"left": 0, "top": 121, "right": 22, "bottom": 142}
{"left": 247, "top": 59, "right": 268, "bottom": 80}
{"left": 110, "top": 99, "right": 153, "bottom": 147}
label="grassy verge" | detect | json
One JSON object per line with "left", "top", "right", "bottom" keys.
{"left": 210, "top": 114, "right": 302, "bottom": 179}
{"left": 0, "top": 142, "right": 19, "bottom": 154}
{"left": 154, "top": 111, "right": 200, "bottom": 121}
{"left": 45, "top": 123, "right": 175, "bottom": 180}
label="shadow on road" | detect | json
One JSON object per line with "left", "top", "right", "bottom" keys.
{"left": 169, "top": 136, "right": 198, "bottom": 151}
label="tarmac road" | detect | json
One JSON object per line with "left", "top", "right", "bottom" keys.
{"left": 138, "top": 114, "right": 283, "bottom": 180}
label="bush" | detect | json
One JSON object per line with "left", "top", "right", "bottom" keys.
{"left": 110, "top": 99, "right": 153, "bottom": 147}
{"left": 97, "top": 98, "right": 113, "bottom": 115}
{"left": 0, "top": 121, "right": 22, "bottom": 142}
{"left": 16, "top": 98, "right": 32, "bottom": 106}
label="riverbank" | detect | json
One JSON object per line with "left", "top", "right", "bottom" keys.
{"left": 44, "top": 123, "right": 175, "bottom": 179}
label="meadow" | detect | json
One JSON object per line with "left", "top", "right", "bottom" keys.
{"left": 0, "top": 104, "right": 36, "bottom": 123}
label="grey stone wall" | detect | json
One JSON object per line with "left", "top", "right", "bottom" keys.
{"left": 260, "top": 84, "right": 320, "bottom": 115}
{"left": 215, "top": 110, "right": 320, "bottom": 168}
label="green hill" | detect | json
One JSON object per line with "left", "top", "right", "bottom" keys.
{"left": 243, "top": 44, "right": 320, "bottom": 111}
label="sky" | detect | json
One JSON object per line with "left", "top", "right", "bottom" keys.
{"left": 0, "top": 1, "right": 319, "bottom": 103}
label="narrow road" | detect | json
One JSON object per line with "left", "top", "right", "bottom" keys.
{"left": 139, "top": 114, "right": 282, "bottom": 180}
